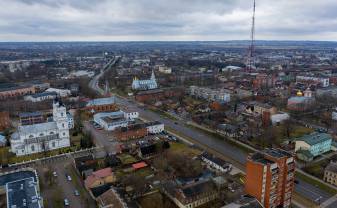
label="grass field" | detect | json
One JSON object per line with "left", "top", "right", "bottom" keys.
{"left": 117, "top": 153, "right": 138, "bottom": 165}
{"left": 169, "top": 142, "right": 201, "bottom": 157}
{"left": 0, "top": 146, "right": 79, "bottom": 164}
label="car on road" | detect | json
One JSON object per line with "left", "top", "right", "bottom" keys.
{"left": 67, "top": 175, "right": 72, "bottom": 181}
{"left": 53, "top": 171, "right": 57, "bottom": 177}
{"left": 64, "top": 199, "right": 69, "bottom": 206}
{"left": 74, "top": 190, "right": 80, "bottom": 196}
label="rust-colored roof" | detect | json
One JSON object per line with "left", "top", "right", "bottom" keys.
{"left": 132, "top": 162, "right": 147, "bottom": 170}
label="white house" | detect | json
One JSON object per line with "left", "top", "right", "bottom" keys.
{"left": 146, "top": 122, "right": 164, "bottom": 134}
{"left": 201, "top": 152, "right": 232, "bottom": 173}
{"left": 45, "top": 88, "right": 71, "bottom": 97}
{"left": 10, "top": 99, "right": 71, "bottom": 156}
{"left": 24, "top": 91, "right": 57, "bottom": 102}
{"left": 123, "top": 111, "right": 139, "bottom": 121}
{"left": 94, "top": 111, "right": 128, "bottom": 131}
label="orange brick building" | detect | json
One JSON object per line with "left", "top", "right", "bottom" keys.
{"left": 113, "top": 124, "right": 147, "bottom": 141}
{"left": 84, "top": 97, "right": 119, "bottom": 114}
{"left": 0, "top": 111, "right": 10, "bottom": 131}
{"left": 245, "top": 149, "right": 295, "bottom": 208}
{"left": 0, "top": 84, "right": 36, "bottom": 100}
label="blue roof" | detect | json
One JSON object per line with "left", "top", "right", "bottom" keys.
{"left": 86, "top": 96, "right": 115, "bottom": 106}
{"left": 29, "top": 91, "right": 57, "bottom": 98}
{"left": 19, "top": 111, "right": 43, "bottom": 117}
{"left": 288, "top": 96, "right": 310, "bottom": 102}
{"left": 296, "top": 132, "right": 332, "bottom": 145}
{"left": 0, "top": 135, "right": 5, "bottom": 143}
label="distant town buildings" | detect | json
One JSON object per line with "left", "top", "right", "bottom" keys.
{"left": 131, "top": 70, "right": 158, "bottom": 90}
{"left": 0, "top": 83, "right": 36, "bottom": 100}
{"left": 245, "top": 149, "right": 295, "bottom": 208}
{"left": 189, "top": 86, "right": 231, "bottom": 103}
{"left": 10, "top": 99, "right": 71, "bottom": 156}
{"left": 295, "top": 132, "right": 332, "bottom": 162}
{"left": 296, "top": 75, "right": 329, "bottom": 88}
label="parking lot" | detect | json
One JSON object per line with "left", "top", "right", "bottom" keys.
{"left": 35, "top": 155, "right": 96, "bottom": 208}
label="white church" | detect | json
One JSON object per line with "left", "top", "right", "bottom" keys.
{"left": 131, "top": 70, "right": 158, "bottom": 90}
{"left": 11, "top": 98, "right": 71, "bottom": 156}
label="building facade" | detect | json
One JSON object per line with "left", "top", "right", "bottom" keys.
{"left": 0, "top": 111, "right": 10, "bottom": 131}
{"left": 85, "top": 97, "right": 119, "bottom": 114}
{"left": 189, "top": 86, "right": 231, "bottom": 103}
{"left": 245, "top": 149, "right": 295, "bottom": 208}
{"left": 10, "top": 99, "right": 71, "bottom": 156}
{"left": 324, "top": 161, "right": 337, "bottom": 186}
{"left": 19, "top": 112, "right": 44, "bottom": 126}
{"left": 295, "top": 132, "right": 332, "bottom": 162}
{"left": 131, "top": 70, "right": 158, "bottom": 90}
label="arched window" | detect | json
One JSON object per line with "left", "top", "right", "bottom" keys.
{"left": 31, "top": 145, "right": 35, "bottom": 152}
{"left": 61, "top": 113, "right": 64, "bottom": 117}
{"left": 63, "top": 132, "right": 66, "bottom": 136}
{"left": 62, "top": 123, "right": 65, "bottom": 128}
{"left": 29, "top": 135, "right": 34, "bottom": 138}
{"left": 50, "top": 131, "right": 54, "bottom": 135}
{"left": 39, "top": 133, "right": 44, "bottom": 137}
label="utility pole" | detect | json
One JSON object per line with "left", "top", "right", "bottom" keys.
{"left": 247, "top": 0, "right": 256, "bottom": 72}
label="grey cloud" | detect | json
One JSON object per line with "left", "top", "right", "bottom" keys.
{"left": 0, "top": 0, "right": 337, "bottom": 41}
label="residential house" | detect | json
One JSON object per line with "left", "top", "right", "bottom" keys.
{"left": 295, "top": 132, "right": 332, "bottom": 162}
{"left": 163, "top": 179, "right": 219, "bottom": 208}
{"left": 200, "top": 152, "right": 232, "bottom": 173}
{"left": 85, "top": 167, "right": 116, "bottom": 190}
{"left": 96, "top": 188, "right": 128, "bottom": 208}
{"left": 324, "top": 161, "right": 337, "bottom": 186}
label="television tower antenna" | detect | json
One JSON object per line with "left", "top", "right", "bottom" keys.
{"left": 247, "top": 0, "right": 256, "bottom": 72}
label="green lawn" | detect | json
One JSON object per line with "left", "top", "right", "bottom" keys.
{"left": 117, "top": 153, "right": 138, "bottom": 165}
{"left": 1, "top": 146, "right": 79, "bottom": 164}
{"left": 169, "top": 142, "right": 201, "bottom": 157}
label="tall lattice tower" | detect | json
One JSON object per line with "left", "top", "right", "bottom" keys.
{"left": 247, "top": 0, "right": 256, "bottom": 72}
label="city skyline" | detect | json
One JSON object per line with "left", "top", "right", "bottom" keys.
{"left": 1, "top": 0, "right": 337, "bottom": 42}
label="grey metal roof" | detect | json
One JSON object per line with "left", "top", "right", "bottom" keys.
{"left": 18, "top": 122, "right": 57, "bottom": 135}
{"left": 6, "top": 177, "right": 41, "bottom": 208}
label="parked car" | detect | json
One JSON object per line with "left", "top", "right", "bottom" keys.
{"left": 53, "top": 171, "right": 57, "bottom": 177}
{"left": 67, "top": 175, "right": 72, "bottom": 181}
{"left": 64, "top": 199, "right": 69, "bottom": 206}
{"left": 74, "top": 190, "right": 80, "bottom": 196}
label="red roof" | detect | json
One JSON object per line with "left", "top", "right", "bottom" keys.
{"left": 132, "top": 162, "right": 147, "bottom": 170}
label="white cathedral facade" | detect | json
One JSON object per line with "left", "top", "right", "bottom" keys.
{"left": 131, "top": 70, "right": 158, "bottom": 90}
{"left": 11, "top": 99, "right": 71, "bottom": 156}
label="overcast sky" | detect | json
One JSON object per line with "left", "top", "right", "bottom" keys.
{"left": 1, "top": 0, "right": 337, "bottom": 41}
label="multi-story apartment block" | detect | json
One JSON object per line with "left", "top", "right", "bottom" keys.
{"left": 189, "top": 86, "right": 231, "bottom": 103}
{"left": 245, "top": 149, "right": 295, "bottom": 208}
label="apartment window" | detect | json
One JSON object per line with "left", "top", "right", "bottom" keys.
{"left": 63, "top": 132, "right": 66, "bottom": 136}
{"left": 62, "top": 123, "right": 65, "bottom": 128}
{"left": 31, "top": 145, "right": 35, "bottom": 152}
{"left": 52, "top": 142, "right": 55, "bottom": 147}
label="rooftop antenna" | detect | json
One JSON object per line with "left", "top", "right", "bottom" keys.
{"left": 247, "top": 0, "right": 256, "bottom": 72}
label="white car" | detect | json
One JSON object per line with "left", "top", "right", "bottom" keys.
{"left": 52, "top": 171, "right": 57, "bottom": 177}
{"left": 64, "top": 199, "right": 69, "bottom": 206}
{"left": 67, "top": 175, "right": 72, "bottom": 181}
